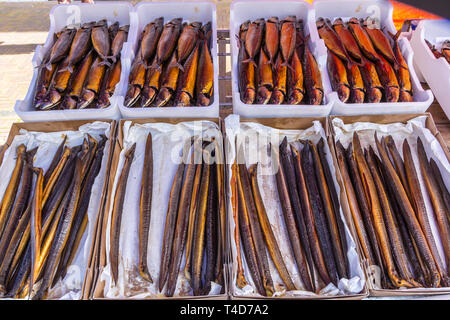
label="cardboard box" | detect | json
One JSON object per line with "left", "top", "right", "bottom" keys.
{"left": 91, "top": 117, "right": 228, "bottom": 300}
{"left": 0, "top": 119, "right": 117, "bottom": 300}
{"left": 225, "top": 116, "right": 369, "bottom": 300}
{"left": 328, "top": 113, "right": 450, "bottom": 297}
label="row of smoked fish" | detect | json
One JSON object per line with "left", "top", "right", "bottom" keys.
{"left": 233, "top": 138, "right": 349, "bottom": 295}
{"left": 318, "top": 17, "right": 413, "bottom": 103}
{"left": 426, "top": 40, "right": 450, "bottom": 64}
{"left": 0, "top": 135, "right": 106, "bottom": 299}
{"left": 336, "top": 133, "right": 450, "bottom": 288}
{"left": 110, "top": 136, "right": 225, "bottom": 296}
{"left": 34, "top": 20, "right": 128, "bottom": 110}
{"left": 238, "top": 17, "right": 325, "bottom": 106}
{"left": 124, "top": 18, "right": 214, "bottom": 108}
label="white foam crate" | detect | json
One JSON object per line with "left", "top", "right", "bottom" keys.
{"left": 411, "top": 19, "right": 450, "bottom": 120}
{"left": 230, "top": 0, "right": 334, "bottom": 118}
{"left": 14, "top": 2, "right": 133, "bottom": 122}
{"left": 118, "top": 1, "right": 219, "bottom": 119}
{"left": 312, "top": 0, "right": 434, "bottom": 116}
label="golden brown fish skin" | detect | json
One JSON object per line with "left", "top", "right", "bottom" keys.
{"left": 165, "top": 148, "right": 197, "bottom": 297}
{"left": 279, "top": 16, "right": 297, "bottom": 68}
{"left": 141, "top": 56, "right": 162, "bottom": 108}
{"left": 214, "top": 142, "right": 226, "bottom": 285}
{"left": 236, "top": 162, "right": 265, "bottom": 296}
{"left": 347, "top": 18, "right": 380, "bottom": 62}
{"left": 353, "top": 133, "right": 413, "bottom": 288}
{"left": 97, "top": 60, "right": 122, "bottom": 109}
{"left": 332, "top": 18, "right": 365, "bottom": 62}
{"left": 287, "top": 48, "right": 304, "bottom": 104}
{"left": 153, "top": 18, "right": 183, "bottom": 72}
{"left": 374, "top": 55, "right": 399, "bottom": 102}
{"left": 42, "top": 146, "right": 71, "bottom": 207}
{"left": 77, "top": 56, "right": 107, "bottom": 109}
{"left": 139, "top": 133, "right": 153, "bottom": 283}
{"left": 335, "top": 141, "right": 376, "bottom": 265}
{"left": 327, "top": 50, "right": 351, "bottom": 103}
{"left": 183, "top": 161, "right": 202, "bottom": 281}
{"left": 376, "top": 135, "right": 441, "bottom": 287}
{"left": 159, "top": 153, "right": 186, "bottom": 292}
{"left": 264, "top": 17, "right": 280, "bottom": 68}
{"left": 155, "top": 52, "right": 180, "bottom": 107}
{"left": 273, "top": 144, "right": 314, "bottom": 292}
{"left": 91, "top": 19, "right": 111, "bottom": 65}
{"left": 192, "top": 152, "right": 211, "bottom": 296}
{"left": 303, "top": 43, "right": 324, "bottom": 105}
{"left": 43, "top": 27, "right": 76, "bottom": 69}
{"left": 269, "top": 54, "right": 287, "bottom": 104}
{"left": 53, "top": 55, "right": 72, "bottom": 92}
{"left": 124, "top": 54, "right": 146, "bottom": 107}
{"left": 60, "top": 22, "right": 95, "bottom": 73}
{"left": 362, "top": 18, "right": 398, "bottom": 66}
{"left": 360, "top": 59, "right": 383, "bottom": 103}
{"left": 317, "top": 17, "right": 355, "bottom": 65}
{"left": 243, "top": 18, "right": 265, "bottom": 67}
{"left": 110, "top": 25, "right": 129, "bottom": 64}
{"left": 196, "top": 32, "right": 214, "bottom": 106}
{"left": 239, "top": 163, "right": 275, "bottom": 296}
{"left": 140, "top": 18, "right": 164, "bottom": 65}
{"left": 430, "top": 159, "right": 450, "bottom": 217}
{"left": 238, "top": 22, "right": 256, "bottom": 104}
{"left": 389, "top": 30, "right": 414, "bottom": 101}
{"left": 256, "top": 49, "right": 273, "bottom": 105}
{"left": 365, "top": 146, "right": 419, "bottom": 285}
{"left": 292, "top": 146, "right": 331, "bottom": 285}
{"left": 346, "top": 63, "right": 365, "bottom": 103}
{"left": 108, "top": 22, "right": 120, "bottom": 43}
{"left": 0, "top": 144, "right": 26, "bottom": 236}
{"left": 175, "top": 42, "right": 200, "bottom": 106}
{"left": 403, "top": 140, "right": 448, "bottom": 286}
{"left": 416, "top": 137, "right": 450, "bottom": 277}
{"left": 109, "top": 143, "right": 136, "bottom": 286}
{"left": 34, "top": 61, "right": 57, "bottom": 107}
{"left": 384, "top": 136, "right": 411, "bottom": 202}
{"left": 30, "top": 167, "right": 44, "bottom": 290}
{"left": 176, "top": 21, "right": 202, "bottom": 71}
{"left": 67, "top": 49, "right": 95, "bottom": 99}
{"left": 231, "top": 161, "right": 248, "bottom": 289}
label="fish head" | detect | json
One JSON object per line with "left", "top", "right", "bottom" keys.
{"left": 267, "top": 17, "right": 279, "bottom": 24}
{"left": 77, "top": 90, "right": 96, "bottom": 109}
{"left": 308, "top": 89, "right": 324, "bottom": 105}
{"left": 197, "top": 93, "right": 211, "bottom": 106}
{"left": 316, "top": 17, "right": 326, "bottom": 29}
{"left": 348, "top": 17, "right": 360, "bottom": 25}
{"left": 62, "top": 95, "right": 77, "bottom": 110}
{"left": 399, "top": 90, "right": 413, "bottom": 102}
{"left": 287, "top": 89, "right": 304, "bottom": 105}
{"left": 269, "top": 90, "right": 285, "bottom": 105}
{"left": 124, "top": 85, "right": 141, "bottom": 108}
{"left": 40, "top": 89, "right": 61, "bottom": 110}
{"left": 337, "top": 84, "right": 351, "bottom": 103}
{"left": 350, "top": 89, "right": 365, "bottom": 104}
{"left": 95, "top": 19, "right": 108, "bottom": 27}
{"left": 333, "top": 18, "right": 344, "bottom": 26}
{"left": 256, "top": 86, "right": 272, "bottom": 104}
{"left": 242, "top": 88, "right": 256, "bottom": 104}
{"left": 140, "top": 87, "right": 157, "bottom": 107}
{"left": 119, "top": 24, "right": 130, "bottom": 33}
{"left": 154, "top": 87, "right": 172, "bottom": 107}
{"left": 175, "top": 91, "right": 192, "bottom": 107}
{"left": 82, "top": 21, "right": 97, "bottom": 29}
{"left": 367, "top": 87, "right": 383, "bottom": 103}
{"left": 385, "top": 86, "right": 399, "bottom": 102}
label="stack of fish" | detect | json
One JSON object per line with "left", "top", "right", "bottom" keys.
{"left": 238, "top": 17, "right": 324, "bottom": 106}
{"left": 317, "top": 17, "right": 413, "bottom": 103}
{"left": 426, "top": 39, "right": 450, "bottom": 64}
{"left": 109, "top": 136, "right": 225, "bottom": 297}
{"left": 34, "top": 20, "right": 129, "bottom": 110}
{"left": 336, "top": 133, "right": 450, "bottom": 289}
{"left": 233, "top": 137, "right": 349, "bottom": 295}
{"left": 0, "top": 135, "right": 106, "bottom": 299}
{"left": 124, "top": 18, "right": 214, "bottom": 108}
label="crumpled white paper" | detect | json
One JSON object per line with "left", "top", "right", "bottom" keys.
{"left": 332, "top": 116, "right": 450, "bottom": 291}
{"left": 100, "top": 120, "right": 224, "bottom": 299}
{"left": 224, "top": 114, "right": 365, "bottom": 298}
{"left": 0, "top": 121, "right": 111, "bottom": 300}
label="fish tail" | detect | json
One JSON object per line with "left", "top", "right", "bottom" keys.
{"left": 175, "top": 62, "right": 185, "bottom": 72}
{"left": 242, "top": 58, "right": 258, "bottom": 68}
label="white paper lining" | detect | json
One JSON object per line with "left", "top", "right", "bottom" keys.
{"left": 100, "top": 120, "right": 224, "bottom": 299}
{"left": 332, "top": 116, "right": 450, "bottom": 291}
{"left": 224, "top": 114, "right": 365, "bottom": 298}
{"left": 0, "top": 121, "right": 111, "bottom": 300}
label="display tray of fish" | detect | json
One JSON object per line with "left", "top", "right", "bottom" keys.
{"left": 31, "top": 20, "right": 129, "bottom": 111}
{"left": 15, "top": 2, "right": 132, "bottom": 121}
{"left": 0, "top": 120, "right": 113, "bottom": 300}
{"left": 410, "top": 19, "right": 450, "bottom": 121}
{"left": 331, "top": 114, "right": 450, "bottom": 295}
{"left": 230, "top": 1, "right": 334, "bottom": 118}
{"left": 312, "top": 0, "right": 433, "bottom": 115}
{"left": 93, "top": 119, "right": 226, "bottom": 299}
{"left": 224, "top": 115, "right": 367, "bottom": 299}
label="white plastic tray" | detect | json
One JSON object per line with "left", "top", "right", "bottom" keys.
{"left": 118, "top": 1, "right": 219, "bottom": 119}
{"left": 230, "top": 0, "right": 334, "bottom": 118}
{"left": 411, "top": 19, "right": 450, "bottom": 120}
{"left": 312, "top": 0, "right": 434, "bottom": 116}
{"left": 14, "top": 2, "right": 132, "bottom": 122}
